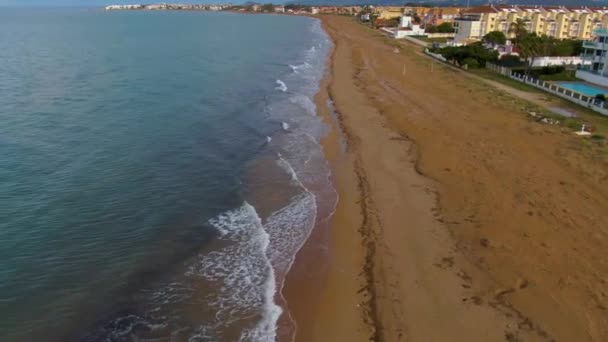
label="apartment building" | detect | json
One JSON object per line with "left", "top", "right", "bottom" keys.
{"left": 422, "top": 7, "right": 463, "bottom": 26}
{"left": 578, "top": 28, "right": 608, "bottom": 86}
{"left": 453, "top": 5, "right": 608, "bottom": 44}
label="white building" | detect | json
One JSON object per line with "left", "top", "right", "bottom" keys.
{"left": 105, "top": 4, "right": 143, "bottom": 10}
{"left": 274, "top": 6, "right": 285, "bottom": 13}
{"left": 394, "top": 15, "right": 424, "bottom": 37}
{"left": 453, "top": 16, "right": 482, "bottom": 44}
{"left": 310, "top": 7, "right": 319, "bottom": 15}
{"left": 577, "top": 28, "right": 608, "bottom": 87}
{"left": 530, "top": 56, "right": 591, "bottom": 68}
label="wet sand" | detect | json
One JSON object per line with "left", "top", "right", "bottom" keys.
{"left": 283, "top": 15, "right": 608, "bottom": 342}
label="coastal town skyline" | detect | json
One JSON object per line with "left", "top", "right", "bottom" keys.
{"left": 4, "top": 0, "right": 608, "bottom": 7}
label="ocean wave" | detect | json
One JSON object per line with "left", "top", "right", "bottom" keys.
{"left": 188, "top": 202, "right": 282, "bottom": 342}
{"left": 276, "top": 153, "right": 304, "bottom": 189}
{"left": 275, "top": 80, "right": 287, "bottom": 92}
{"left": 289, "top": 94, "right": 316, "bottom": 116}
{"left": 288, "top": 62, "right": 310, "bottom": 74}
{"left": 187, "top": 182, "right": 321, "bottom": 341}
{"left": 265, "top": 191, "right": 316, "bottom": 277}
{"left": 281, "top": 122, "right": 290, "bottom": 132}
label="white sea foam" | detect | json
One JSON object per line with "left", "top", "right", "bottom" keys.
{"left": 266, "top": 136, "right": 272, "bottom": 143}
{"left": 288, "top": 62, "right": 310, "bottom": 74}
{"left": 275, "top": 80, "right": 287, "bottom": 92}
{"left": 289, "top": 95, "right": 316, "bottom": 116}
{"left": 281, "top": 122, "right": 290, "bottom": 131}
{"left": 265, "top": 191, "right": 316, "bottom": 277}
{"left": 277, "top": 153, "right": 303, "bottom": 188}
{"left": 187, "top": 203, "right": 282, "bottom": 342}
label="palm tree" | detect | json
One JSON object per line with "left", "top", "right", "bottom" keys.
{"left": 509, "top": 18, "right": 528, "bottom": 41}
{"left": 517, "top": 33, "right": 542, "bottom": 77}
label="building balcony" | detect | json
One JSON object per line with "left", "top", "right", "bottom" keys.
{"left": 576, "top": 69, "right": 608, "bottom": 88}
{"left": 593, "top": 28, "right": 608, "bottom": 36}
{"left": 583, "top": 41, "right": 607, "bottom": 49}
{"left": 581, "top": 55, "right": 606, "bottom": 63}
{"left": 454, "top": 16, "right": 481, "bottom": 22}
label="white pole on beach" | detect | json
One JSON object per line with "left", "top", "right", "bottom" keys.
{"left": 402, "top": 63, "right": 406, "bottom": 76}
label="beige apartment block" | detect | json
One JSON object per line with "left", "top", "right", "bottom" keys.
{"left": 454, "top": 5, "right": 608, "bottom": 44}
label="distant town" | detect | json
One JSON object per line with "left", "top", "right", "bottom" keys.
{"left": 104, "top": 3, "right": 355, "bottom": 15}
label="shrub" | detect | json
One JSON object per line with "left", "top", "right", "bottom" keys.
{"left": 498, "top": 54, "right": 524, "bottom": 67}
{"left": 463, "top": 57, "right": 480, "bottom": 68}
{"left": 483, "top": 31, "right": 507, "bottom": 46}
{"left": 436, "top": 22, "right": 455, "bottom": 33}
{"left": 437, "top": 42, "right": 498, "bottom": 68}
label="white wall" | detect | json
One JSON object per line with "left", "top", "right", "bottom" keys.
{"left": 400, "top": 16, "right": 412, "bottom": 28}
{"left": 426, "top": 33, "right": 455, "bottom": 38}
{"left": 530, "top": 56, "right": 590, "bottom": 67}
{"left": 576, "top": 70, "right": 608, "bottom": 87}
{"left": 454, "top": 20, "right": 481, "bottom": 43}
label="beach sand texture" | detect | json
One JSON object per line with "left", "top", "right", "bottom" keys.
{"left": 285, "top": 15, "right": 608, "bottom": 342}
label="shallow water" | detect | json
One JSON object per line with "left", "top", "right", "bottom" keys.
{"left": 0, "top": 8, "right": 333, "bottom": 341}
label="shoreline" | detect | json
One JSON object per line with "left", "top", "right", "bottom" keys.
{"left": 285, "top": 15, "right": 608, "bottom": 342}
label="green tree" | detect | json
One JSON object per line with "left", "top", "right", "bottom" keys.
{"left": 437, "top": 42, "right": 498, "bottom": 68}
{"left": 551, "top": 39, "right": 583, "bottom": 56}
{"left": 425, "top": 25, "right": 438, "bottom": 33}
{"left": 499, "top": 54, "right": 524, "bottom": 67}
{"left": 483, "top": 31, "right": 507, "bottom": 46}
{"left": 436, "top": 22, "right": 455, "bottom": 33}
{"left": 387, "top": 17, "right": 400, "bottom": 27}
{"left": 261, "top": 3, "right": 274, "bottom": 12}
{"left": 463, "top": 57, "right": 480, "bottom": 68}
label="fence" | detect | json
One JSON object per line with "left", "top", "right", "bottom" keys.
{"left": 424, "top": 48, "right": 447, "bottom": 62}
{"left": 485, "top": 63, "right": 512, "bottom": 76}
{"left": 486, "top": 63, "right": 608, "bottom": 117}
{"left": 426, "top": 33, "right": 455, "bottom": 39}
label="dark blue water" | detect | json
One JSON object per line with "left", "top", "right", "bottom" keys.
{"left": 0, "top": 8, "right": 334, "bottom": 341}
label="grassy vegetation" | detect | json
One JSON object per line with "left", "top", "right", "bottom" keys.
{"left": 411, "top": 35, "right": 449, "bottom": 44}
{"left": 468, "top": 71, "right": 608, "bottom": 141}
{"left": 538, "top": 70, "right": 578, "bottom": 81}
{"left": 469, "top": 69, "right": 542, "bottom": 93}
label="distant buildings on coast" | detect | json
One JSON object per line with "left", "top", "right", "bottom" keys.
{"left": 103, "top": 3, "right": 369, "bottom": 15}
{"left": 105, "top": 4, "right": 231, "bottom": 11}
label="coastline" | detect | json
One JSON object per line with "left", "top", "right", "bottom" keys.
{"left": 285, "top": 15, "right": 608, "bottom": 342}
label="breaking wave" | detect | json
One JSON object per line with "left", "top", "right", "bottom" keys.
{"left": 275, "top": 80, "right": 287, "bottom": 92}
{"left": 188, "top": 203, "right": 282, "bottom": 342}
{"left": 288, "top": 62, "right": 310, "bottom": 74}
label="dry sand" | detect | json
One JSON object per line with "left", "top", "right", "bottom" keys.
{"left": 283, "top": 15, "right": 608, "bottom": 342}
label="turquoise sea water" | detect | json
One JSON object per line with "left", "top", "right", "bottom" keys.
{"left": 0, "top": 8, "right": 334, "bottom": 341}
{"left": 556, "top": 81, "right": 608, "bottom": 96}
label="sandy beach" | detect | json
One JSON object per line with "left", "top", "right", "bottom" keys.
{"left": 283, "top": 15, "right": 608, "bottom": 342}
